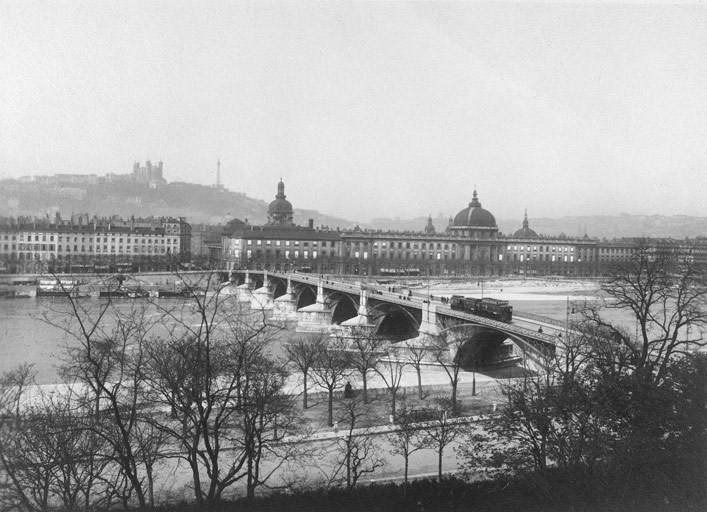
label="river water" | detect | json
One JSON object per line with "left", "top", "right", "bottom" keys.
{"left": 0, "top": 289, "right": 594, "bottom": 385}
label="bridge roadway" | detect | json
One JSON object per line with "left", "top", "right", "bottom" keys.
{"left": 241, "top": 271, "right": 559, "bottom": 349}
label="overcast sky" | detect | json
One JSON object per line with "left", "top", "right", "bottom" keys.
{"left": 1, "top": 1, "right": 706, "bottom": 223}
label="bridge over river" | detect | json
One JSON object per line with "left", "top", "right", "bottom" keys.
{"left": 231, "top": 271, "right": 561, "bottom": 369}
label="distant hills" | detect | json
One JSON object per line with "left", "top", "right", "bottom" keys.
{"left": 1, "top": 176, "right": 705, "bottom": 239}
{"left": 369, "top": 213, "right": 707, "bottom": 239}
{"left": 0, "top": 177, "right": 355, "bottom": 229}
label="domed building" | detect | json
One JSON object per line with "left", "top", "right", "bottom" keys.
{"left": 268, "top": 179, "right": 294, "bottom": 226}
{"left": 449, "top": 189, "right": 498, "bottom": 240}
{"left": 441, "top": 189, "right": 500, "bottom": 269}
{"left": 513, "top": 210, "right": 539, "bottom": 238}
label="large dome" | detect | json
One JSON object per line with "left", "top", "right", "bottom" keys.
{"left": 269, "top": 197, "right": 293, "bottom": 214}
{"left": 453, "top": 190, "right": 496, "bottom": 228}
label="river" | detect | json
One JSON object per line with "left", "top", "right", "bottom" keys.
{"left": 0, "top": 281, "right": 599, "bottom": 385}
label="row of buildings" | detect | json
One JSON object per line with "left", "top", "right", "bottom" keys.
{"left": 0, "top": 213, "right": 191, "bottom": 274}
{"left": 1, "top": 179, "right": 704, "bottom": 276}
{"left": 218, "top": 181, "right": 704, "bottom": 277}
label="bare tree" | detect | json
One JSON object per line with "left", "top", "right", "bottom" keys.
{"left": 347, "top": 327, "right": 385, "bottom": 404}
{"left": 234, "top": 355, "right": 305, "bottom": 500}
{"left": 42, "top": 289, "right": 158, "bottom": 509}
{"left": 0, "top": 365, "right": 39, "bottom": 512}
{"left": 590, "top": 239, "right": 707, "bottom": 383}
{"left": 420, "top": 398, "right": 463, "bottom": 482}
{"left": 387, "top": 401, "right": 427, "bottom": 499}
{"left": 375, "top": 345, "right": 407, "bottom": 418}
{"left": 428, "top": 328, "right": 473, "bottom": 416}
{"left": 285, "top": 334, "right": 326, "bottom": 409}
{"left": 309, "top": 336, "right": 353, "bottom": 427}
{"left": 405, "top": 336, "right": 431, "bottom": 400}
{"left": 0, "top": 391, "right": 117, "bottom": 512}
{"left": 330, "top": 396, "right": 385, "bottom": 489}
{"left": 141, "top": 271, "right": 298, "bottom": 504}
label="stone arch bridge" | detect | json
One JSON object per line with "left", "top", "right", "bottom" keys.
{"left": 230, "top": 270, "right": 559, "bottom": 370}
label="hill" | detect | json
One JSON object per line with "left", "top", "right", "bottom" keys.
{"left": 2, "top": 177, "right": 704, "bottom": 238}
{"left": 0, "top": 178, "right": 354, "bottom": 228}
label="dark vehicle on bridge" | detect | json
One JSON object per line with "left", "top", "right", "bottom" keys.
{"left": 450, "top": 295, "right": 513, "bottom": 323}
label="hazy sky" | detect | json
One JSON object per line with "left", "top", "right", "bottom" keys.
{"left": 1, "top": 1, "right": 706, "bottom": 223}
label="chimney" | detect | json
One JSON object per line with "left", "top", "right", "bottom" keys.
{"left": 308, "top": 218, "right": 314, "bottom": 229}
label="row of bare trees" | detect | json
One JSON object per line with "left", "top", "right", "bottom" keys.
{"left": 0, "top": 272, "right": 307, "bottom": 510}
{"left": 285, "top": 323, "right": 485, "bottom": 425}
{"left": 460, "top": 240, "right": 707, "bottom": 497}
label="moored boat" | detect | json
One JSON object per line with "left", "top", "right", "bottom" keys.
{"left": 36, "top": 279, "right": 81, "bottom": 297}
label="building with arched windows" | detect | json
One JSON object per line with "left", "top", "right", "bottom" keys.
{"left": 217, "top": 180, "right": 707, "bottom": 278}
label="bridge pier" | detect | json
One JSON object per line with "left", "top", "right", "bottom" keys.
{"left": 296, "top": 278, "right": 334, "bottom": 333}
{"left": 418, "top": 302, "right": 440, "bottom": 336}
{"left": 273, "top": 275, "right": 298, "bottom": 320}
{"left": 235, "top": 271, "right": 253, "bottom": 302}
{"left": 339, "top": 289, "right": 377, "bottom": 336}
{"left": 251, "top": 271, "right": 274, "bottom": 310}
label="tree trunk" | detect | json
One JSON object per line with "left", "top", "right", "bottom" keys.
{"left": 328, "top": 389, "right": 334, "bottom": 427}
{"left": 345, "top": 434, "right": 353, "bottom": 489}
{"left": 146, "top": 462, "right": 155, "bottom": 509}
{"left": 362, "top": 371, "right": 368, "bottom": 403}
{"left": 438, "top": 446, "right": 443, "bottom": 482}
{"left": 303, "top": 372, "right": 308, "bottom": 409}
{"left": 416, "top": 367, "right": 423, "bottom": 400}
{"left": 403, "top": 455, "right": 409, "bottom": 500}
{"left": 190, "top": 457, "right": 203, "bottom": 504}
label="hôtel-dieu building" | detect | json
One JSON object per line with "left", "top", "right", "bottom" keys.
{"left": 220, "top": 180, "right": 672, "bottom": 278}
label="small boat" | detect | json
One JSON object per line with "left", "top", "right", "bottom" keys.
{"left": 99, "top": 287, "right": 150, "bottom": 299}
{"left": 36, "top": 279, "right": 81, "bottom": 297}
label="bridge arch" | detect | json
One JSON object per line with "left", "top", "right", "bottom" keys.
{"left": 270, "top": 278, "right": 287, "bottom": 299}
{"left": 251, "top": 275, "right": 264, "bottom": 289}
{"left": 437, "top": 322, "right": 528, "bottom": 369}
{"left": 370, "top": 303, "right": 421, "bottom": 340}
{"left": 294, "top": 284, "right": 317, "bottom": 309}
{"left": 329, "top": 292, "right": 359, "bottom": 324}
